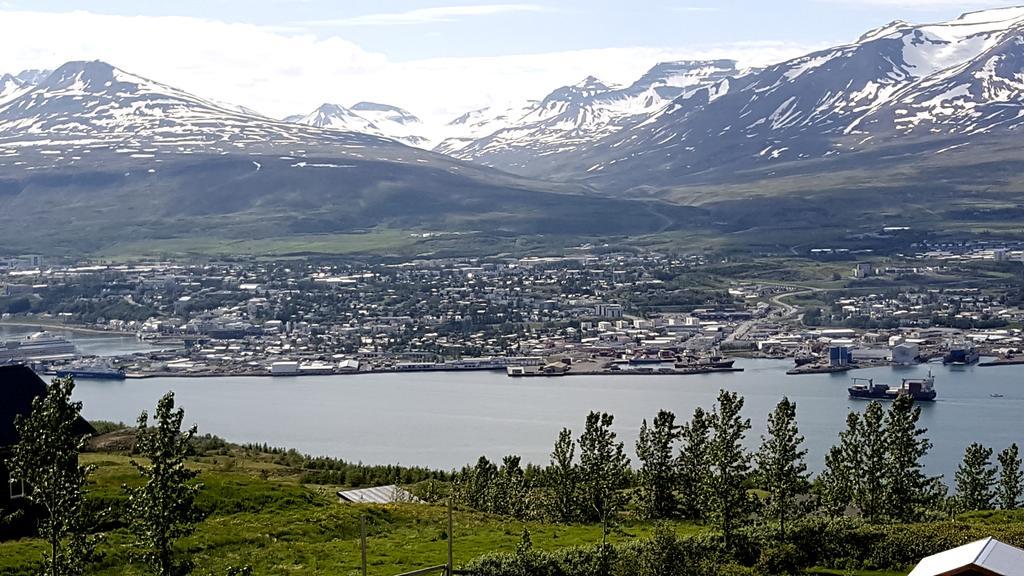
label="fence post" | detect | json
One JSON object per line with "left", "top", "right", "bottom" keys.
{"left": 447, "top": 498, "right": 454, "bottom": 576}
{"left": 361, "top": 514, "right": 368, "bottom": 576}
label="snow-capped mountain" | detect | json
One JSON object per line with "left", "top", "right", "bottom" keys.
{"left": 0, "top": 75, "right": 21, "bottom": 102}
{"left": 0, "top": 69, "right": 50, "bottom": 104}
{"left": 295, "top": 103, "right": 381, "bottom": 134}
{"left": 350, "top": 102, "right": 433, "bottom": 147}
{"left": 288, "top": 101, "right": 432, "bottom": 147}
{"left": 440, "top": 60, "right": 737, "bottom": 172}
{"left": 0, "top": 60, "right": 442, "bottom": 168}
{"left": 0, "top": 60, "right": 686, "bottom": 254}
{"left": 542, "top": 7, "right": 1024, "bottom": 188}
{"left": 433, "top": 100, "right": 538, "bottom": 156}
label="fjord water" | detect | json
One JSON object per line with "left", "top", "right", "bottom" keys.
{"left": 68, "top": 357, "right": 1022, "bottom": 482}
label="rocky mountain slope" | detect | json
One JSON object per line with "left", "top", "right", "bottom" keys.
{"left": 439, "top": 60, "right": 737, "bottom": 173}
{"left": 522, "top": 7, "right": 1024, "bottom": 190}
{"left": 0, "top": 61, "right": 697, "bottom": 253}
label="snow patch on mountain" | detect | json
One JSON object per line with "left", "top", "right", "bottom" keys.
{"left": 287, "top": 101, "right": 435, "bottom": 148}
{"left": 0, "top": 60, "right": 449, "bottom": 171}
{"left": 442, "top": 60, "right": 737, "bottom": 169}
{"left": 494, "top": 6, "right": 1024, "bottom": 186}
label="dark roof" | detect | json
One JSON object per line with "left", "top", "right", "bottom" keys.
{"left": 0, "top": 364, "right": 95, "bottom": 448}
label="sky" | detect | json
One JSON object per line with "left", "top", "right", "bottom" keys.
{"left": 0, "top": 0, "right": 1019, "bottom": 124}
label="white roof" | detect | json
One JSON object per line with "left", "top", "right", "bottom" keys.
{"left": 909, "top": 537, "right": 1024, "bottom": 576}
{"left": 336, "top": 485, "right": 421, "bottom": 504}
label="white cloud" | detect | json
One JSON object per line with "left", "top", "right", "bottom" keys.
{"left": 816, "top": 0, "right": 999, "bottom": 8}
{"left": 299, "top": 4, "right": 551, "bottom": 27}
{"left": 0, "top": 10, "right": 818, "bottom": 127}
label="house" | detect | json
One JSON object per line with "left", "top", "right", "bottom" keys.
{"left": 1, "top": 364, "right": 95, "bottom": 511}
{"left": 909, "top": 537, "right": 1024, "bottom": 576}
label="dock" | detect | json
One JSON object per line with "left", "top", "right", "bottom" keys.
{"left": 979, "top": 357, "right": 1024, "bottom": 367}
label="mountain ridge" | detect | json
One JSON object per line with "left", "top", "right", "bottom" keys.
{"left": 0, "top": 60, "right": 700, "bottom": 254}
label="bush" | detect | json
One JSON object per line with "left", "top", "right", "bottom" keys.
{"left": 89, "top": 420, "right": 128, "bottom": 435}
{"left": 754, "top": 543, "right": 799, "bottom": 576}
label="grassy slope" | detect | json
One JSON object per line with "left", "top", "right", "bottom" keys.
{"left": 0, "top": 451, "right": 694, "bottom": 576}
{"left": 3, "top": 447, "right": 1020, "bottom": 576}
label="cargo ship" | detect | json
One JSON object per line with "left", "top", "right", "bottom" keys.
{"left": 943, "top": 342, "right": 980, "bottom": 365}
{"left": 848, "top": 372, "right": 936, "bottom": 402}
{"left": 55, "top": 360, "right": 126, "bottom": 380}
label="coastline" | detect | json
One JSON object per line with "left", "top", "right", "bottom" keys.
{"left": 0, "top": 319, "right": 135, "bottom": 337}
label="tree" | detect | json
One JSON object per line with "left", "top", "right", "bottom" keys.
{"left": 676, "top": 407, "right": 711, "bottom": 520}
{"left": 126, "top": 392, "right": 200, "bottom": 576}
{"left": 459, "top": 456, "right": 498, "bottom": 511}
{"left": 816, "top": 411, "right": 861, "bottom": 518}
{"left": 493, "top": 455, "right": 529, "bottom": 519}
{"left": 577, "top": 412, "right": 630, "bottom": 541}
{"left": 884, "top": 394, "right": 940, "bottom": 522}
{"left": 6, "top": 376, "right": 97, "bottom": 576}
{"left": 997, "top": 443, "right": 1023, "bottom": 510}
{"left": 547, "top": 428, "right": 577, "bottom": 522}
{"left": 635, "top": 410, "right": 680, "bottom": 520}
{"left": 706, "top": 390, "right": 752, "bottom": 551}
{"left": 955, "top": 443, "right": 996, "bottom": 511}
{"left": 858, "top": 402, "right": 888, "bottom": 522}
{"left": 755, "top": 397, "right": 809, "bottom": 539}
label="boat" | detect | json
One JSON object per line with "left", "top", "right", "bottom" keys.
{"left": 943, "top": 341, "right": 980, "bottom": 365}
{"left": 675, "top": 350, "right": 735, "bottom": 370}
{"left": 991, "top": 393, "right": 1005, "bottom": 398}
{"left": 793, "top": 354, "right": 817, "bottom": 367}
{"left": 788, "top": 363, "right": 853, "bottom": 375}
{"left": 793, "top": 344, "right": 817, "bottom": 366}
{"left": 0, "top": 331, "right": 78, "bottom": 362}
{"left": 848, "top": 371, "right": 936, "bottom": 402}
{"left": 55, "top": 359, "right": 126, "bottom": 380}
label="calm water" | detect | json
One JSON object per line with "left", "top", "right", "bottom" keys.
{"left": 0, "top": 324, "right": 159, "bottom": 357}
{"left": 67, "top": 357, "right": 1024, "bottom": 482}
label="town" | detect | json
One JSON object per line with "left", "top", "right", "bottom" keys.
{"left": 2, "top": 247, "right": 1024, "bottom": 379}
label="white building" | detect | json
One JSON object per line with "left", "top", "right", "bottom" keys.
{"left": 270, "top": 361, "right": 300, "bottom": 376}
{"left": 909, "top": 537, "right": 1024, "bottom": 576}
{"left": 891, "top": 342, "right": 920, "bottom": 365}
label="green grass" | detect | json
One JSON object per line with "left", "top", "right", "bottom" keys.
{"left": 3, "top": 449, "right": 1020, "bottom": 576}
{"left": 94, "top": 229, "right": 426, "bottom": 259}
{"left": 0, "top": 451, "right": 702, "bottom": 576}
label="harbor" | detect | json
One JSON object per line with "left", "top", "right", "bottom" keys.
{"left": 13, "top": 319, "right": 1015, "bottom": 484}
{"left": 66, "top": 357, "right": 1024, "bottom": 484}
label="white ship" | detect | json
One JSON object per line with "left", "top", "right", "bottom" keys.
{"left": 0, "top": 331, "right": 78, "bottom": 362}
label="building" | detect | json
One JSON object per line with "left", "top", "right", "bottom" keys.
{"left": 337, "top": 485, "right": 421, "bottom": 504}
{"left": 852, "top": 263, "right": 873, "bottom": 279}
{"left": 829, "top": 345, "right": 852, "bottom": 367}
{"left": 892, "top": 342, "right": 920, "bottom": 365}
{"left": 1, "top": 365, "right": 94, "bottom": 517}
{"left": 337, "top": 359, "right": 360, "bottom": 373}
{"left": 594, "top": 303, "right": 624, "bottom": 319}
{"left": 270, "top": 361, "right": 300, "bottom": 376}
{"left": 909, "top": 537, "right": 1024, "bottom": 576}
